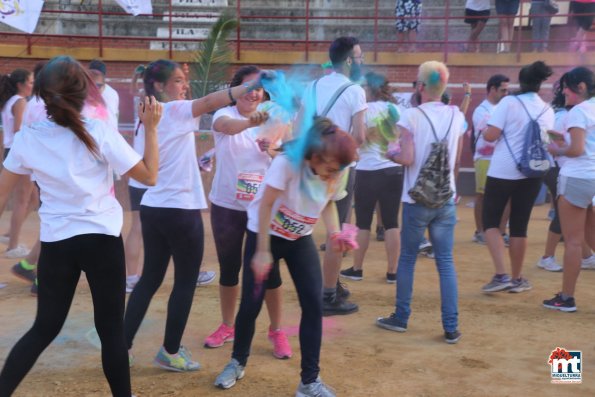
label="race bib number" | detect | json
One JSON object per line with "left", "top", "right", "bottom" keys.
{"left": 236, "top": 172, "right": 264, "bottom": 201}
{"left": 271, "top": 205, "right": 317, "bottom": 240}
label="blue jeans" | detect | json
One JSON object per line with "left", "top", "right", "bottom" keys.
{"left": 394, "top": 201, "right": 459, "bottom": 332}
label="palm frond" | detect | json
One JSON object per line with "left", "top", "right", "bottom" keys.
{"left": 190, "top": 12, "right": 238, "bottom": 99}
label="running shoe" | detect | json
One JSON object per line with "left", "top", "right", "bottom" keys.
{"left": 472, "top": 231, "right": 486, "bottom": 245}
{"left": 386, "top": 272, "right": 396, "bottom": 284}
{"left": 204, "top": 323, "right": 234, "bottom": 348}
{"left": 543, "top": 293, "right": 577, "bottom": 312}
{"left": 214, "top": 359, "right": 245, "bottom": 389}
{"left": 536, "top": 256, "right": 562, "bottom": 272}
{"left": 581, "top": 255, "right": 595, "bottom": 270}
{"left": 322, "top": 295, "right": 358, "bottom": 316}
{"left": 376, "top": 225, "right": 385, "bottom": 242}
{"left": 11, "top": 261, "right": 36, "bottom": 283}
{"left": 336, "top": 280, "right": 350, "bottom": 299}
{"left": 508, "top": 277, "right": 532, "bottom": 293}
{"left": 268, "top": 327, "right": 292, "bottom": 359}
{"left": 418, "top": 238, "right": 432, "bottom": 254}
{"left": 296, "top": 377, "right": 336, "bottom": 397}
{"left": 153, "top": 346, "right": 200, "bottom": 372}
{"left": 376, "top": 313, "right": 407, "bottom": 332}
{"left": 339, "top": 267, "right": 362, "bottom": 281}
{"left": 444, "top": 330, "right": 462, "bottom": 344}
{"left": 4, "top": 245, "right": 30, "bottom": 259}
{"left": 196, "top": 270, "right": 216, "bottom": 286}
{"left": 481, "top": 274, "right": 512, "bottom": 293}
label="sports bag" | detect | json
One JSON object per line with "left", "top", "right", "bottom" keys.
{"left": 408, "top": 107, "right": 455, "bottom": 208}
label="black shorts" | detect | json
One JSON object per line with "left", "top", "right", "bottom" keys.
{"left": 496, "top": 0, "right": 520, "bottom": 15}
{"left": 570, "top": 1, "right": 595, "bottom": 31}
{"left": 128, "top": 186, "right": 147, "bottom": 211}
{"left": 465, "top": 8, "right": 490, "bottom": 24}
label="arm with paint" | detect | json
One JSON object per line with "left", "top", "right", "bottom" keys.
{"left": 252, "top": 184, "right": 282, "bottom": 283}
{"left": 387, "top": 127, "right": 414, "bottom": 166}
{"left": 126, "top": 96, "right": 162, "bottom": 186}
{"left": 548, "top": 127, "right": 585, "bottom": 158}
{"left": 191, "top": 78, "right": 262, "bottom": 118}
{"left": 213, "top": 111, "right": 269, "bottom": 136}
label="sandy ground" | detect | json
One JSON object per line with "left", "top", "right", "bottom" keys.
{"left": 0, "top": 200, "right": 594, "bottom": 397}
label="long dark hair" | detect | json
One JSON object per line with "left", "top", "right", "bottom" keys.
{"left": 518, "top": 61, "right": 553, "bottom": 94}
{"left": 35, "top": 56, "right": 99, "bottom": 156}
{"left": 143, "top": 59, "right": 180, "bottom": 102}
{"left": 229, "top": 65, "right": 262, "bottom": 105}
{"left": 560, "top": 66, "right": 595, "bottom": 98}
{"left": 0, "top": 69, "right": 31, "bottom": 110}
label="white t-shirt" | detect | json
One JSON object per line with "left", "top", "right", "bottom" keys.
{"left": 397, "top": 102, "right": 466, "bottom": 204}
{"left": 3, "top": 119, "right": 141, "bottom": 242}
{"left": 487, "top": 93, "right": 555, "bottom": 180}
{"left": 552, "top": 109, "right": 570, "bottom": 168}
{"left": 357, "top": 101, "right": 401, "bottom": 171}
{"left": 466, "top": 0, "right": 490, "bottom": 11}
{"left": 560, "top": 97, "right": 595, "bottom": 179}
{"left": 102, "top": 84, "right": 120, "bottom": 132}
{"left": 472, "top": 99, "right": 497, "bottom": 161}
{"left": 209, "top": 106, "right": 273, "bottom": 211}
{"left": 302, "top": 72, "right": 367, "bottom": 133}
{"left": 22, "top": 96, "right": 48, "bottom": 126}
{"left": 247, "top": 154, "right": 347, "bottom": 240}
{"left": 1, "top": 95, "right": 24, "bottom": 148}
{"left": 140, "top": 100, "right": 207, "bottom": 210}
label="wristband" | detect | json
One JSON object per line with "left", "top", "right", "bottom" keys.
{"left": 228, "top": 87, "right": 235, "bottom": 103}
{"left": 464, "top": 93, "right": 471, "bottom": 97}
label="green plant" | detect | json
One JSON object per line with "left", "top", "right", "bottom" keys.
{"left": 190, "top": 12, "right": 238, "bottom": 99}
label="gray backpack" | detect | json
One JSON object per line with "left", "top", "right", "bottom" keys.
{"left": 408, "top": 107, "right": 455, "bottom": 208}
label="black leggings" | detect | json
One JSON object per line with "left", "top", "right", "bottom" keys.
{"left": 233, "top": 231, "right": 322, "bottom": 384}
{"left": 0, "top": 234, "right": 130, "bottom": 397}
{"left": 211, "top": 203, "right": 281, "bottom": 288}
{"left": 354, "top": 168, "right": 403, "bottom": 230}
{"left": 482, "top": 176, "right": 543, "bottom": 237}
{"left": 124, "top": 206, "right": 204, "bottom": 354}
{"left": 335, "top": 167, "right": 355, "bottom": 224}
{"left": 544, "top": 166, "right": 562, "bottom": 234}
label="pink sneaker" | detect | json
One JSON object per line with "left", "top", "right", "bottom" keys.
{"left": 204, "top": 323, "right": 235, "bottom": 348}
{"left": 268, "top": 327, "right": 292, "bottom": 359}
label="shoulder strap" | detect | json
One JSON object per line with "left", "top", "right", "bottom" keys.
{"left": 320, "top": 82, "right": 355, "bottom": 117}
{"left": 417, "top": 106, "right": 455, "bottom": 143}
{"left": 311, "top": 79, "right": 320, "bottom": 117}
{"left": 513, "top": 95, "right": 550, "bottom": 122}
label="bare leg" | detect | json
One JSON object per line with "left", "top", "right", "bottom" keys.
{"left": 322, "top": 240, "right": 343, "bottom": 290}
{"left": 474, "top": 194, "right": 484, "bottom": 233}
{"left": 485, "top": 228, "right": 507, "bottom": 274}
{"left": 543, "top": 231, "right": 562, "bottom": 258}
{"left": 559, "top": 197, "right": 587, "bottom": 296}
{"left": 219, "top": 285, "right": 239, "bottom": 326}
{"left": 384, "top": 228, "right": 400, "bottom": 274}
{"left": 499, "top": 200, "right": 511, "bottom": 234}
{"left": 264, "top": 287, "right": 283, "bottom": 330}
{"left": 124, "top": 211, "right": 143, "bottom": 277}
{"left": 8, "top": 177, "right": 35, "bottom": 251}
{"left": 508, "top": 237, "right": 527, "bottom": 279}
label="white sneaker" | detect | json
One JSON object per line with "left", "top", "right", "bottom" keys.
{"left": 581, "top": 255, "right": 595, "bottom": 270}
{"left": 536, "top": 256, "right": 562, "bottom": 272}
{"left": 4, "top": 245, "right": 30, "bottom": 259}
{"left": 196, "top": 270, "right": 216, "bottom": 286}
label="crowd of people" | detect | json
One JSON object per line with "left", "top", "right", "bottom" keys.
{"left": 396, "top": 0, "right": 595, "bottom": 53}
{"left": 0, "top": 33, "right": 593, "bottom": 397}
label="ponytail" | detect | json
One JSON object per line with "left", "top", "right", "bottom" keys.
{"left": 36, "top": 56, "right": 99, "bottom": 156}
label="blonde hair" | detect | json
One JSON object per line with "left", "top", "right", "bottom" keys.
{"left": 417, "top": 61, "right": 449, "bottom": 98}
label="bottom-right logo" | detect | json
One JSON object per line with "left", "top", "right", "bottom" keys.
{"left": 548, "top": 347, "right": 582, "bottom": 384}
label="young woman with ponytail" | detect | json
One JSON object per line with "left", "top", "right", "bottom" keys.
{"left": 0, "top": 68, "right": 36, "bottom": 259}
{"left": 123, "top": 59, "right": 266, "bottom": 372}
{"left": 0, "top": 55, "right": 162, "bottom": 397}
{"left": 214, "top": 117, "right": 357, "bottom": 397}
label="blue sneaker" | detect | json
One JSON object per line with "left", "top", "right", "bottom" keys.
{"left": 481, "top": 274, "right": 512, "bottom": 293}
{"left": 296, "top": 377, "right": 336, "bottom": 397}
{"left": 215, "top": 359, "right": 245, "bottom": 389}
{"left": 153, "top": 346, "right": 200, "bottom": 372}
{"left": 376, "top": 313, "right": 407, "bottom": 332}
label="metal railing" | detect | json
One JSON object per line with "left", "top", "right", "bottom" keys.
{"left": 0, "top": 0, "right": 592, "bottom": 62}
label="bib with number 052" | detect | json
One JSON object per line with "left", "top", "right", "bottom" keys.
{"left": 236, "top": 172, "right": 264, "bottom": 201}
{"left": 271, "top": 205, "right": 317, "bottom": 240}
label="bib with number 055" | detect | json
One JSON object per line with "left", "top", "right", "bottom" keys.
{"left": 236, "top": 172, "right": 264, "bottom": 201}
{"left": 271, "top": 205, "right": 317, "bottom": 240}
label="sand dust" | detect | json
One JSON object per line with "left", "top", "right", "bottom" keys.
{"left": 0, "top": 200, "right": 594, "bottom": 397}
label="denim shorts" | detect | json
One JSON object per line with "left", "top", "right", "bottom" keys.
{"left": 496, "top": 0, "right": 520, "bottom": 15}
{"left": 558, "top": 175, "right": 595, "bottom": 209}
